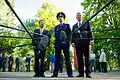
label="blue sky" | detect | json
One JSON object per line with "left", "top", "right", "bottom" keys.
{"left": 14, "top": 0, "right": 84, "bottom": 26}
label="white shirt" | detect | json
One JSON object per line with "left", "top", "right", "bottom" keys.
{"left": 90, "top": 53, "right": 95, "bottom": 60}
{"left": 100, "top": 52, "right": 106, "bottom": 62}
{"left": 40, "top": 28, "right": 44, "bottom": 35}
{"left": 78, "top": 20, "right": 83, "bottom": 27}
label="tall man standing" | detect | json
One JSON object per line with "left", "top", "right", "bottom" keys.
{"left": 72, "top": 12, "right": 94, "bottom": 78}
{"left": 51, "top": 12, "right": 73, "bottom": 77}
{"left": 32, "top": 20, "right": 49, "bottom": 77}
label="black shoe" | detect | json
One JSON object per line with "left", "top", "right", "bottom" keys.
{"left": 68, "top": 75, "right": 73, "bottom": 77}
{"left": 51, "top": 72, "right": 58, "bottom": 77}
{"left": 33, "top": 74, "right": 39, "bottom": 77}
{"left": 51, "top": 74, "right": 58, "bottom": 77}
{"left": 86, "top": 75, "right": 91, "bottom": 78}
{"left": 39, "top": 74, "right": 45, "bottom": 77}
{"left": 76, "top": 74, "right": 84, "bottom": 77}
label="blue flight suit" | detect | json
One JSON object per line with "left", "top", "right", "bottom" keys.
{"left": 53, "top": 23, "right": 73, "bottom": 76}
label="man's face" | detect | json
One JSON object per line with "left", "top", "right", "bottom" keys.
{"left": 76, "top": 14, "right": 81, "bottom": 21}
{"left": 58, "top": 16, "right": 64, "bottom": 22}
{"left": 39, "top": 21, "right": 44, "bottom": 28}
{"left": 98, "top": 51, "right": 100, "bottom": 53}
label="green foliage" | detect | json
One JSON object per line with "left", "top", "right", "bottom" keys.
{"left": 82, "top": 0, "right": 120, "bottom": 71}
{"left": 0, "top": 0, "right": 18, "bottom": 55}
{"left": 14, "top": 19, "right": 36, "bottom": 57}
{"left": 0, "top": 0, "right": 15, "bottom": 25}
{"left": 14, "top": 19, "right": 36, "bottom": 70}
{"left": 36, "top": 3, "right": 58, "bottom": 30}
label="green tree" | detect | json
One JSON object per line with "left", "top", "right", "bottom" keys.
{"left": 15, "top": 19, "right": 36, "bottom": 56}
{"left": 0, "top": 0, "right": 15, "bottom": 25}
{"left": 82, "top": 0, "right": 120, "bottom": 71}
{"left": 14, "top": 19, "right": 36, "bottom": 71}
{"left": 0, "top": 0, "right": 18, "bottom": 55}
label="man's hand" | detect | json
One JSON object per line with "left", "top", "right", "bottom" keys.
{"left": 90, "top": 40, "right": 94, "bottom": 46}
{"left": 46, "top": 47, "right": 50, "bottom": 50}
{"left": 72, "top": 43, "right": 75, "bottom": 47}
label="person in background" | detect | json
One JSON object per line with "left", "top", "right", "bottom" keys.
{"left": 100, "top": 49, "right": 107, "bottom": 73}
{"left": 2, "top": 53, "right": 7, "bottom": 72}
{"left": 96, "top": 50, "right": 101, "bottom": 72}
{"left": 90, "top": 51, "right": 96, "bottom": 72}
{"left": 8, "top": 54, "right": 14, "bottom": 72}
{"left": 25, "top": 54, "right": 31, "bottom": 72}
{"left": 50, "top": 52, "right": 56, "bottom": 73}
{"left": 15, "top": 56, "right": 20, "bottom": 72}
{"left": 0, "top": 54, "right": 2, "bottom": 71}
{"left": 73, "top": 48, "right": 78, "bottom": 70}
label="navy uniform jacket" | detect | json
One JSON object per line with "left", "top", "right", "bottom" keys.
{"left": 32, "top": 29, "right": 49, "bottom": 49}
{"left": 72, "top": 21, "right": 93, "bottom": 47}
{"left": 54, "top": 23, "right": 71, "bottom": 47}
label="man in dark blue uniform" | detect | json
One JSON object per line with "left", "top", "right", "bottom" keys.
{"left": 32, "top": 20, "right": 49, "bottom": 77}
{"left": 51, "top": 12, "right": 73, "bottom": 77}
{"left": 72, "top": 12, "right": 94, "bottom": 78}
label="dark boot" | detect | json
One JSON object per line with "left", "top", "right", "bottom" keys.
{"left": 86, "top": 73, "right": 91, "bottom": 78}
{"left": 51, "top": 72, "right": 58, "bottom": 77}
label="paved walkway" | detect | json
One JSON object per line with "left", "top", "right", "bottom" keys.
{"left": 0, "top": 72, "right": 120, "bottom": 80}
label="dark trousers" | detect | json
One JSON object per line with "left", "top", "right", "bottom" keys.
{"left": 59, "top": 63, "right": 63, "bottom": 73}
{"left": 91, "top": 59, "right": 96, "bottom": 72}
{"left": 53, "top": 46, "right": 73, "bottom": 76}
{"left": 0, "top": 62, "right": 2, "bottom": 71}
{"left": 97, "top": 61, "right": 101, "bottom": 72}
{"left": 2, "top": 63, "right": 6, "bottom": 72}
{"left": 15, "top": 64, "right": 19, "bottom": 72}
{"left": 76, "top": 45, "right": 91, "bottom": 76}
{"left": 8, "top": 63, "right": 13, "bottom": 72}
{"left": 101, "top": 62, "right": 107, "bottom": 73}
{"left": 26, "top": 64, "right": 30, "bottom": 72}
{"left": 34, "top": 49, "right": 46, "bottom": 75}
